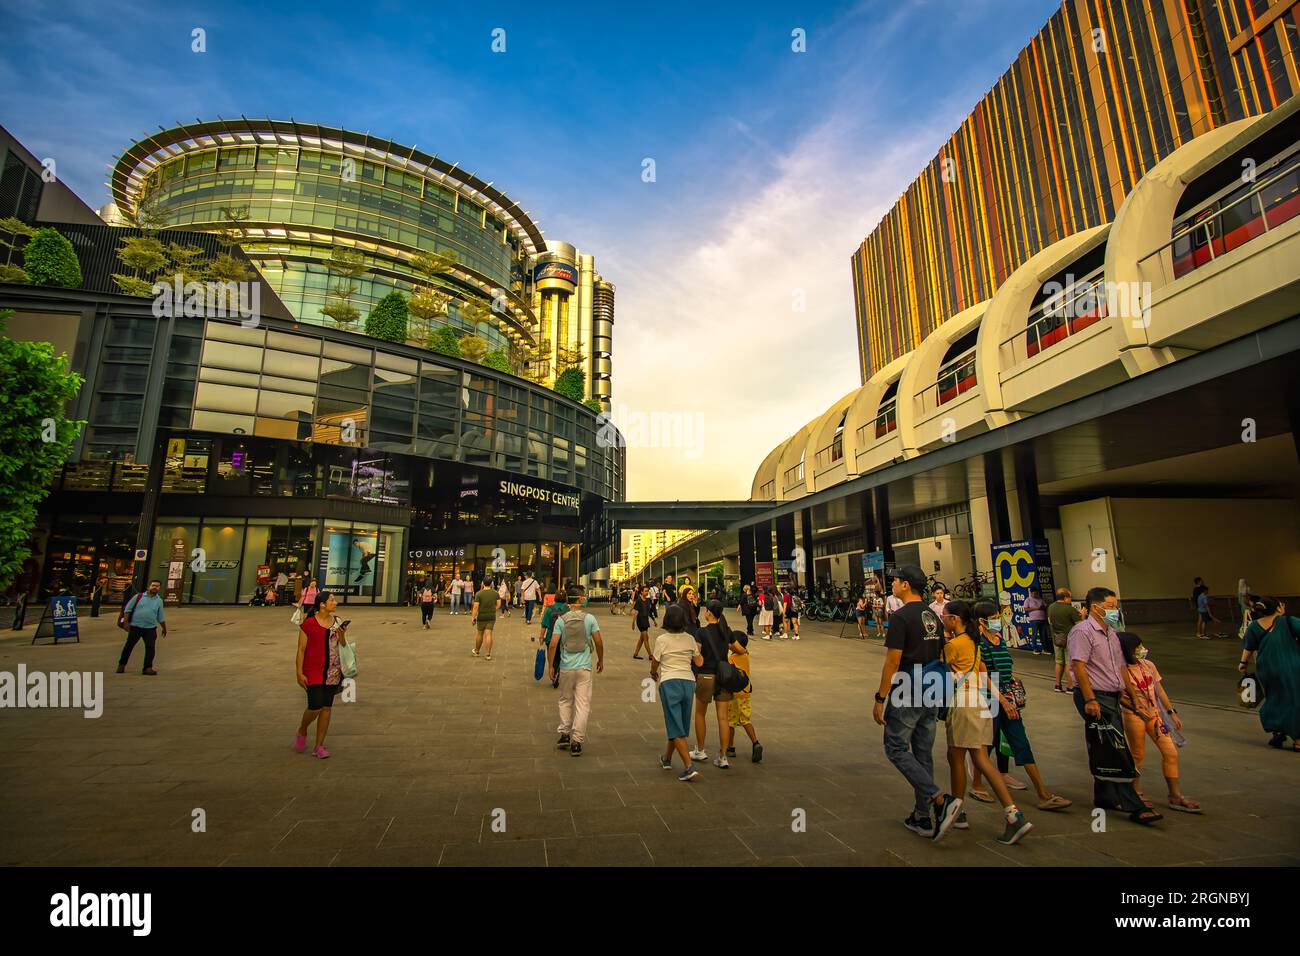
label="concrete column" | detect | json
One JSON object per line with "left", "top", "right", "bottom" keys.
{"left": 1013, "top": 442, "right": 1046, "bottom": 544}
{"left": 775, "top": 513, "right": 796, "bottom": 567}
{"left": 739, "top": 526, "right": 755, "bottom": 586}
{"left": 983, "top": 450, "right": 1011, "bottom": 544}
{"left": 873, "top": 485, "right": 894, "bottom": 564}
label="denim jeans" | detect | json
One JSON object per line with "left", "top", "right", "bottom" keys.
{"left": 883, "top": 701, "right": 940, "bottom": 818}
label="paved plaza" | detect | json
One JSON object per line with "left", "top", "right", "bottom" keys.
{"left": 1, "top": 603, "right": 1296, "bottom": 867}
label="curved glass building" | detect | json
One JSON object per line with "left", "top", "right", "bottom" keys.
{"left": 110, "top": 119, "right": 614, "bottom": 392}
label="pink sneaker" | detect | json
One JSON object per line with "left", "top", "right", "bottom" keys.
{"left": 313, "top": 745, "right": 331, "bottom": 759}
{"left": 292, "top": 734, "right": 307, "bottom": 753}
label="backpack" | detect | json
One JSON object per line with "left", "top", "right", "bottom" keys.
{"left": 791, "top": 594, "right": 802, "bottom": 613}
{"left": 559, "top": 608, "right": 592, "bottom": 657}
{"left": 763, "top": 594, "right": 774, "bottom": 611}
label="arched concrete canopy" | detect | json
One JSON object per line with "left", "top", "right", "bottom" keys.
{"left": 978, "top": 223, "right": 1110, "bottom": 426}
{"left": 751, "top": 435, "right": 797, "bottom": 500}
{"left": 775, "top": 419, "right": 819, "bottom": 499}
{"left": 897, "top": 298, "right": 990, "bottom": 441}
{"left": 1107, "top": 116, "right": 1261, "bottom": 374}
{"left": 806, "top": 389, "right": 862, "bottom": 489}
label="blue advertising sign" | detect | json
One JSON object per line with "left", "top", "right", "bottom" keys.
{"left": 990, "top": 539, "right": 1054, "bottom": 649}
{"left": 49, "top": 596, "right": 79, "bottom": 640}
{"left": 862, "top": 550, "right": 885, "bottom": 572}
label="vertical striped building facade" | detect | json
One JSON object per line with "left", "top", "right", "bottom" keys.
{"left": 852, "top": 0, "right": 1300, "bottom": 379}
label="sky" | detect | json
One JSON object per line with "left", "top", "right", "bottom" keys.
{"left": 0, "top": 0, "right": 1060, "bottom": 502}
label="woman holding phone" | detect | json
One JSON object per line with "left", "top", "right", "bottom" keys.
{"left": 294, "top": 591, "right": 349, "bottom": 758}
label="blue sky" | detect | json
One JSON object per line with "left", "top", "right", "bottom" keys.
{"left": 1, "top": 0, "right": 1060, "bottom": 500}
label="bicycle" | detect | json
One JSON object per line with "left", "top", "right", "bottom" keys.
{"left": 952, "top": 569, "right": 992, "bottom": 601}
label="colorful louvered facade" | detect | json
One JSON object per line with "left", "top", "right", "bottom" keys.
{"left": 852, "top": 0, "right": 1300, "bottom": 378}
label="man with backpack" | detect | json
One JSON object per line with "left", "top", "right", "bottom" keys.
{"left": 547, "top": 585, "right": 604, "bottom": 756}
{"left": 521, "top": 572, "right": 541, "bottom": 624}
{"left": 787, "top": 589, "right": 802, "bottom": 639}
{"left": 740, "top": 584, "right": 757, "bottom": 635}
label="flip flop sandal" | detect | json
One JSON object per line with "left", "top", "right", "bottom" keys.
{"left": 1129, "top": 809, "right": 1163, "bottom": 825}
{"left": 1036, "top": 795, "right": 1072, "bottom": 811}
{"left": 969, "top": 789, "right": 994, "bottom": 803}
{"left": 1168, "top": 798, "right": 1202, "bottom": 813}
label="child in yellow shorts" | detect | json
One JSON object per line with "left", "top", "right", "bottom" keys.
{"left": 725, "top": 633, "right": 763, "bottom": 763}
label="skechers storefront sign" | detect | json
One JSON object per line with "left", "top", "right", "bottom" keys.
{"left": 498, "top": 480, "right": 579, "bottom": 510}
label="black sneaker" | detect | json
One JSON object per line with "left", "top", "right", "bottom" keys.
{"left": 931, "top": 794, "right": 963, "bottom": 842}
{"left": 903, "top": 812, "right": 935, "bottom": 837}
{"left": 751, "top": 741, "right": 763, "bottom": 764}
{"left": 726, "top": 747, "right": 737, "bottom": 758}
{"left": 556, "top": 734, "right": 571, "bottom": 748}
{"left": 998, "top": 810, "right": 1033, "bottom": 845}
{"left": 570, "top": 742, "right": 582, "bottom": 757}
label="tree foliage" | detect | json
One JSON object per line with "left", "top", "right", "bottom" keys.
{"left": 0, "top": 309, "right": 84, "bottom": 589}
{"left": 23, "top": 228, "right": 82, "bottom": 288}
{"left": 365, "top": 291, "right": 410, "bottom": 342}
{"left": 425, "top": 324, "right": 462, "bottom": 357}
{"left": 554, "top": 366, "right": 586, "bottom": 402}
{"left": 482, "top": 349, "right": 512, "bottom": 374}
{"left": 459, "top": 333, "right": 488, "bottom": 365}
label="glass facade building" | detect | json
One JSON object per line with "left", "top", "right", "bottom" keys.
{"left": 110, "top": 120, "right": 615, "bottom": 407}
{"left": 852, "top": 0, "right": 1300, "bottom": 378}
{"left": 7, "top": 260, "right": 624, "bottom": 605}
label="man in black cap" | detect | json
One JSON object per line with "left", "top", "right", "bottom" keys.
{"left": 871, "top": 564, "right": 962, "bottom": 841}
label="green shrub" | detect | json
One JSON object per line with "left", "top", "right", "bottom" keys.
{"left": 482, "top": 349, "right": 512, "bottom": 374}
{"left": 0, "top": 263, "right": 29, "bottom": 284}
{"left": 554, "top": 366, "right": 585, "bottom": 402}
{"left": 583, "top": 398, "right": 603, "bottom": 413}
{"left": 426, "top": 324, "right": 461, "bottom": 357}
{"left": 365, "top": 291, "right": 409, "bottom": 342}
{"left": 23, "top": 228, "right": 82, "bottom": 288}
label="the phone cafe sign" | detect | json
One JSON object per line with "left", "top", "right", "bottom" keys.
{"left": 498, "top": 479, "right": 579, "bottom": 510}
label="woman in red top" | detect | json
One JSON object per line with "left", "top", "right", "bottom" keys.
{"left": 294, "top": 591, "right": 349, "bottom": 758}
{"left": 1117, "top": 631, "right": 1200, "bottom": 813}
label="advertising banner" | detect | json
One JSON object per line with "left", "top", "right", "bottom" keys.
{"left": 754, "top": 562, "right": 774, "bottom": 589}
{"left": 164, "top": 537, "right": 187, "bottom": 605}
{"left": 990, "top": 539, "right": 1054, "bottom": 648}
{"left": 322, "top": 531, "right": 378, "bottom": 595}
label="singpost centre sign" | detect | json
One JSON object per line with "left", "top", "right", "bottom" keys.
{"left": 498, "top": 479, "right": 580, "bottom": 510}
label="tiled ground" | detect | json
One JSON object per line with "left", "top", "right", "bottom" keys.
{"left": 1, "top": 602, "right": 1296, "bottom": 867}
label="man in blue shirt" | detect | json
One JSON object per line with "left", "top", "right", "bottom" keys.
{"left": 116, "top": 580, "right": 168, "bottom": 675}
{"left": 547, "top": 586, "right": 604, "bottom": 757}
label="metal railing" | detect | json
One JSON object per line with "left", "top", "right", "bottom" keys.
{"left": 813, "top": 435, "right": 843, "bottom": 470}
{"left": 1138, "top": 149, "right": 1300, "bottom": 288}
{"left": 914, "top": 347, "right": 977, "bottom": 417}
{"left": 999, "top": 264, "right": 1110, "bottom": 366}
{"left": 783, "top": 460, "right": 805, "bottom": 488}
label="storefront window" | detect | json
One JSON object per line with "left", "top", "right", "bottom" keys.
{"left": 151, "top": 518, "right": 200, "bottom": 604}
{"left": 43, "top": 516, "right": 103, "bottom": 599}
{"left": 162, "top": 436, "right": 210, "bottom": 493}
{"left": 192, "top": 521, "right": 245, "bottom": 604}
{"left": 99, "top": 519, "right": 139, "bottom": 603}
{"left": 240, "top": 519, "right": 289, "bottom": 604}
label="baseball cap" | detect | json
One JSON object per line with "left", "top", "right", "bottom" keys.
{"left": 895, "top": 565, "right": 927, "bottom": 592}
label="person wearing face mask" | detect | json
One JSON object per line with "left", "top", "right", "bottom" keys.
{"left": 1067, "top": 587, "right": 1162, "bottom": 825}
{"left": 1116, "top": 631, "right": 1199, "bottom": 813}
{"left": 966, "top": 601, "right": 1072, "bottom": 812}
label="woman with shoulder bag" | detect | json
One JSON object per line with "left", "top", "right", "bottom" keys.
{"left": 1117, "top": 631, "right": 1200, "bottom": 812}
{"left": 967, "top": 600, "right": 1072, "bottom": 812}
{"left": 938, "top": 600, "right": 1034, "bottom": 844}
{"left": 293, "top": 591, "right": 349, "bottom": 759}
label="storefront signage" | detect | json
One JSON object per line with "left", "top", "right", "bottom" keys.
{"left": 498, "top": 479, "right": 579, "bottom": 510}
{"left": 408, "top": 548, "right": 467, "bottom": 559}
{"left": 533, "top": 260, "right": 578, "bottom": 286}
{"left": 755, "top": 562, "right": 774, "bottom": 589}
